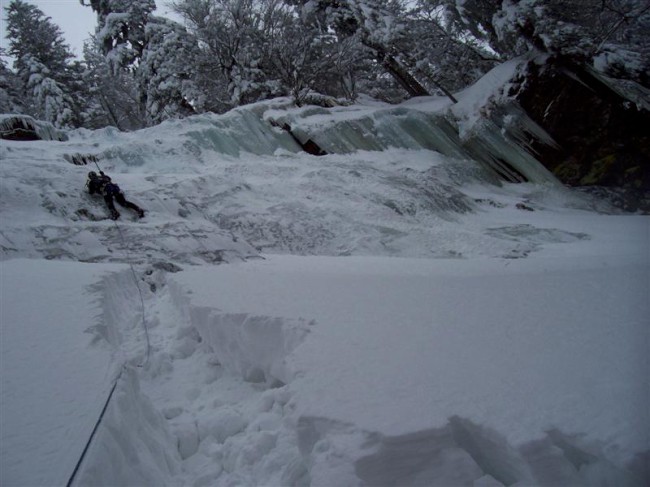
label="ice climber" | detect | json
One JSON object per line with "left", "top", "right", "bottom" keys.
{"left": 86, "top": 171, "right": 145, "bottom": 220}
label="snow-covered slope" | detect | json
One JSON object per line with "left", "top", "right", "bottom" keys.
{"left": 1, "top": 90, "right": 648, "bottom": 486}
{"left": 0, "top": 94, "right": 599, "bottom": 263}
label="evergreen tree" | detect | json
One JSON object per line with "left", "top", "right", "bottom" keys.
{"left": 80, "top": 0, "right": 157, "bottom": 70}
{"left": 431, "top": 0, "right": 650, "bottom": 85}
{"left": 138, "top": 17, "right": 202, "bottom": 123}
{"left": 81, "top": 0, "right": 205, "bottom": 125}
{"left": 23, "top": 55, "right": 76, "bottom": 127}
{"left": 0, "top": 51, "right": 24, "bottom": 113}
{"left": 172, "top": 0, "right": 284, "bottom": 109}
{"left": 81, "top": 39, "right": 147, "bottom": 130}
{"left": 5, "top": 0, "right": 81, "bottom": 127}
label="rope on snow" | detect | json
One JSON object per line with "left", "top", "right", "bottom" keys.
{"left": 65, "top": 160, "right": 152, "bottom": 486}
{"left": 65, "top": 366, "right": 125, "bottom": 487}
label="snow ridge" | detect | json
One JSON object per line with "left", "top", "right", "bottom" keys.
{"left": 351, "top": 417, "right": 647, "bottom": 486}
{"left": 139, "top": 269, "right": 312, "bottom": 485}
{"left": 74, "top": 367, "right": 181, "bottom": 486}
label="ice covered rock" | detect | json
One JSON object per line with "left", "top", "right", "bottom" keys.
{"left": 0, "top": 114, "right": 68, "bottom": 141}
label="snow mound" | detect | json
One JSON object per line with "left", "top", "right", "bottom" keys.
{"left": 298, "top": 415, "right": 647, "bottom": 486}
{"left": 351, "top": 416, "right": 646, "bottom": 486}
{"left": 0, "top": 114, "right": 68, "bottom": 141}
{"left": 172, "top": 254, "right": 649, "bottom": 486}
{"left": 74, "top": 367, "right": 181, "bottom": 486}
{"left": 189, "top": 311, "right": 312, "bottom": 386}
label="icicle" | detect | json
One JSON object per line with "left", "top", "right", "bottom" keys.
{"left": 463, "top": 118, "right": 560, "bottom": 185}
{"left": 261, "top": 103, "right": 560, "bottom": 185}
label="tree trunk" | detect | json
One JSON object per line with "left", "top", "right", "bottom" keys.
{"left": 100, "top": 95, "right": 124, "bottom": 131}
{"left": 379, "top": 51, "right": 430, "bottom": 97}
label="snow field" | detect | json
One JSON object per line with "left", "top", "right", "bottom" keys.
{"left": 1, "top": 94, "right": 649, "bottom": 486}
{"left": 4, "top": 241, "right": 646, "bottom": 485}
{"left": 0, "top": 260, "right": 123, "bottom": 486}
{"left": 171, "top": 252, "right": 649, "bottom": 486}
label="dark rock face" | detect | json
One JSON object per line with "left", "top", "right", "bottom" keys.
{"left": 510, "top": 57, "right": 650, "bottom": 203}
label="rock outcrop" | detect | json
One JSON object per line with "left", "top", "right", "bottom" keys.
{"left": 509, "top": 56, "right": 650, "bottom": 210}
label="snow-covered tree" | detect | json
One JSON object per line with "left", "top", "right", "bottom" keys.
{"left": 419, "top": 0, "right": 518, "bottom": 58}
{"left": 289, "top": 0, "right": 438, "bottom": 99}
{"left": 6, "top": 0, "right": 72, "bottom": 74}
{"left": 245, "top": 2, "right": 351, "bottom": 104}
{"left": 399, "top": 1, "right": 501, "bottom": 95}
{"left": 5, "top": 0, "right": 81, "bottom": 127}
{"left": 81, "top": 39, "right": 147, "bottom": 130}
{"left": 0, "top": 52, "right": 24, "bottom": 113}
{"left": 172, "top": 0, "right": 287, "bottom": 109}
{"left": 432, "top": 0, "right": 650, "bottom": 85}
{"left": 80, "top": 0, "right": 156, "bottom": 70}
{"left": 81, "top": 0, "right": 206, "bottom": 125}
{"left": 23, "top": 55, "right": 77, "bottom": 127}
{"left": 138, "top": 17, "right": 202, "bottom": 123}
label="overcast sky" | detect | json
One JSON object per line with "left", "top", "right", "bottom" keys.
{"left": 1, "top": 0, "right": 178, "bottom": 61}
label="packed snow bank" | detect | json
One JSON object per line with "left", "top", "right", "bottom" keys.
{"left": 173, "top": 246, "right": 649, "bottom": 485}
{"left": 126, "top": 275, "right": 312, "bottom": 486}
{"left": 0, "top": 259, "right": 181, "bottom": 486}
{"left": 189, "top": 311, "right": 312, "bottom": 386}
{"left": 0, "top": 260, "right": 121, "bottom": 486}
{"left": 73, "top": 367, "right": 181, "bottom": 486}
{"left": 70, "top": 267, "right": 182, "bottom": 486}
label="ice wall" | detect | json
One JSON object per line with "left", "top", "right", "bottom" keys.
{"left": 67, "top": 95, "right": 559, "bottom": 187}
{"left": 72, "top": 106, "right": 303, "bottom": 169}
{"left": 267, "top": 104, "right": 560, "bottom": 185}
{"left": 269, "top": 107, "right": 466, "bottom": 156}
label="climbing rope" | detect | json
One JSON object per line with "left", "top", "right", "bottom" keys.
{"left": 112, "top": 220, "right": 151, "bottom": 368}
{"left": 94, "top": 158, "right": 151, "bottom": 367}
{"left": 65, "top": 366, "right": 125, "bottom": 487}
{"left": 65, "top": 163, "right": 152, "bottom": 486}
